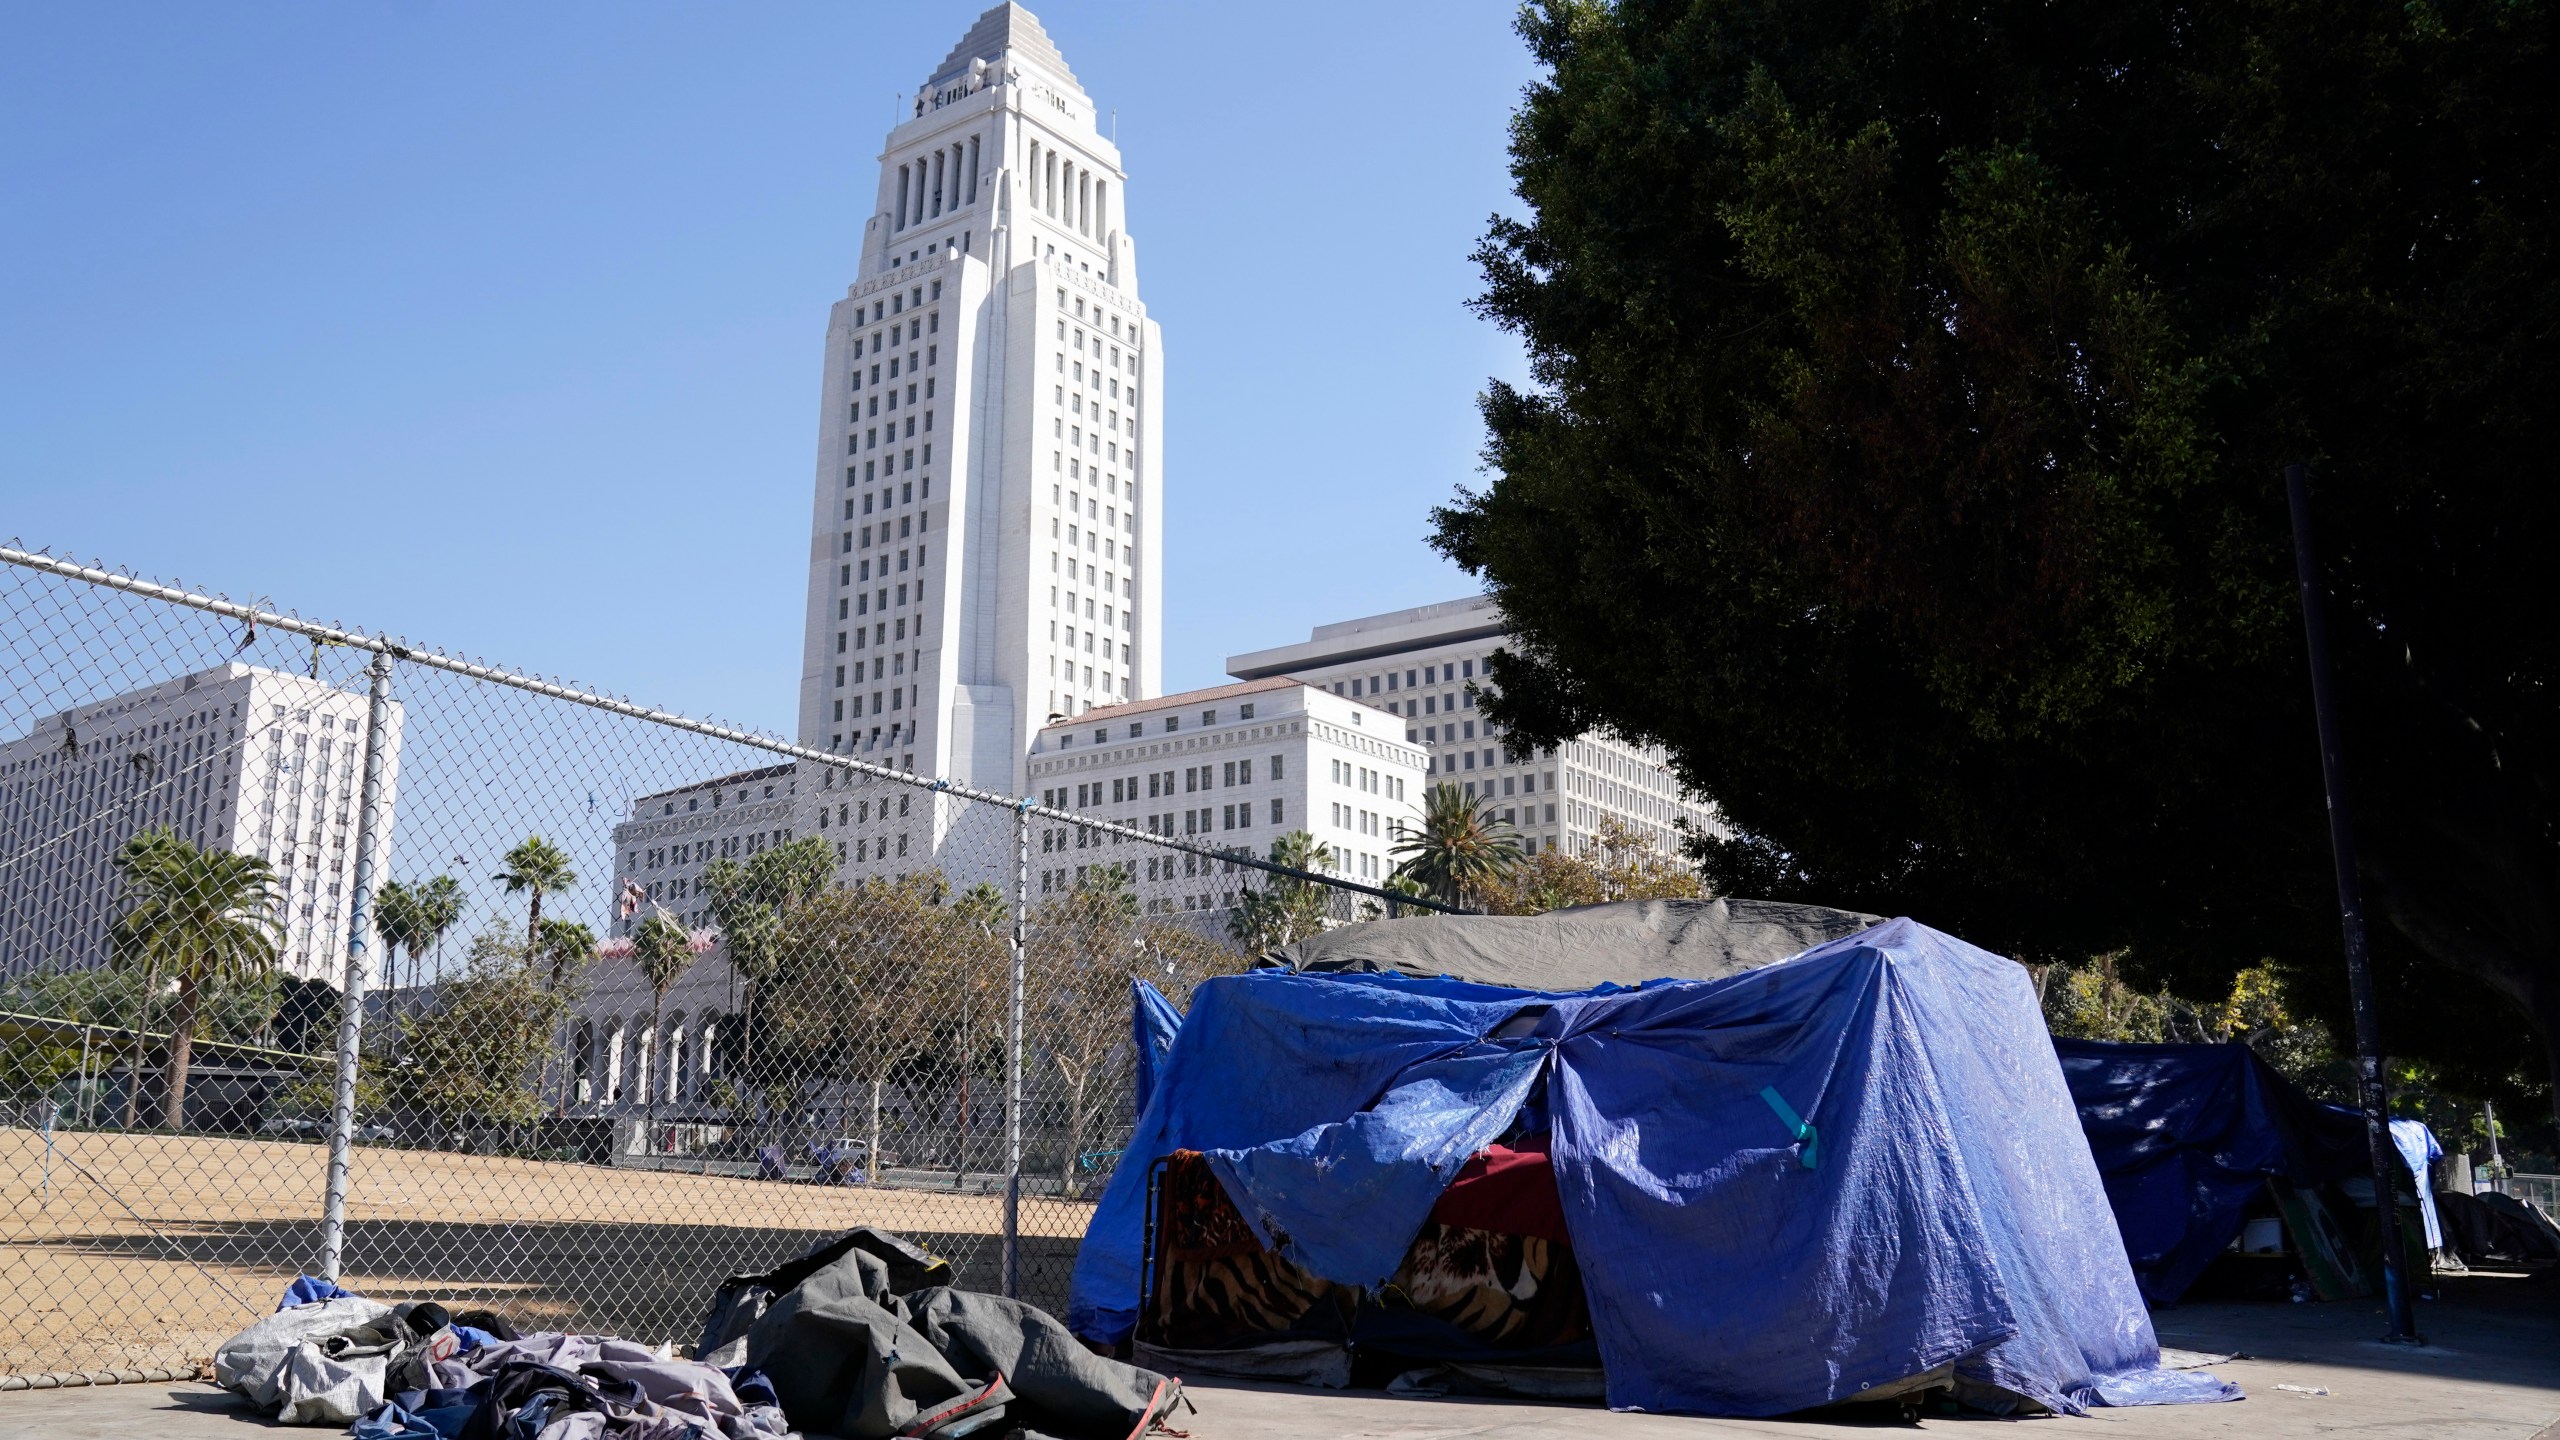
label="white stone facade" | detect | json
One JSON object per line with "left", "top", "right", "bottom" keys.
{"left": 0, "top": 662, "right": 404, "bottom": 985}
{"left": 1227, "top": 597, "right": 1719, "bottom": 859}
{"left": 794, "top": 1, "right": 1163, "bottom": 819}
{"left": 605, "top": 762, "right": 801, "bottom": 939}
{"left": 1025, "top": 678, "right": 1425, "bottom": 915}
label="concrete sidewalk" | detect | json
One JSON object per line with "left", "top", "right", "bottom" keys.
{"left": 5, "top": 1275, "right": 2555, "bottom": 1439}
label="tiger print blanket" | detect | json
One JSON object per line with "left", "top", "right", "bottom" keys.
{"left": 1144, "top": 1150, "right": 1590, "bottom": 1353}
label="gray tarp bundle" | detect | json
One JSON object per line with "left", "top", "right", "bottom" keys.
{"left": 1261, "top": 897, "right": 1882, "bottom": 990}
{"left": 212, "top": 1295, "right": 398, "bottom": 1425}
{"left": 703, "top": 1228, "right": 1184, "bottom": 1440}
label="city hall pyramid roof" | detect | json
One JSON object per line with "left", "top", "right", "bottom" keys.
{"left": 931, "top": 3, "right": 1079, "bottom": 92}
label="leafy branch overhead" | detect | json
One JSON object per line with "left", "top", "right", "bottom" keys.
{"left": 1441, "top": 0, "right": 2560, "bottom": 1130}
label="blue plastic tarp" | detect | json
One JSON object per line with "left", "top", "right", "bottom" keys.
{"left": 1072, "top": 918, "right": 2235, "bottom": 1416}
{"left": 1131, "top": 979, "right": 1182, "bottom": 1120}
{"left": 2054, "top": 1039, "right": 2366, "bottom": 1305}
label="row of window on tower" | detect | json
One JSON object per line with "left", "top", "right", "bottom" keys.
{"left": 830, "top": 280, "right": 948, "bottom": 757}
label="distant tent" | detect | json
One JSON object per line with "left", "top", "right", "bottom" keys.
{"left": 1073, "top": 908, "right": 2239, "bottom": 1417}
{"left": 2052, "top": 1039, "right": 2366, "bottom": 1305}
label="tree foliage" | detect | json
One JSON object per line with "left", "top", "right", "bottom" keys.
{"left": 756, "top": 871, "right": 994, "bottom": 1176}
{"left": 1227, "top": 831, "right": 1339, "bottom": 953}
{"left": 1437, "top": 0, "right": 2560, "bottom": 1129}
{"left": 1032, "top": 867, "right": 1247, "bottom": 1197}
{"left": 1479, "top": 818, "right": 1705, "bottom": 915}
{"left": 381, "top": 926, "right": 567, "bottom": 1134}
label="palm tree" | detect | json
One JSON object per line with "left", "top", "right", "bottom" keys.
{"left": 412, "top": 875, "right": 465, "bottom": 984}
{"left": 534, "top": 918, "right": 599, "bottom": 1116}
{"left": 108, "top": 829, "right": 185, "bottom": 1127}
{"left": 1229, "top": 831, "right": 1338, "bottom": 951}
{"left": 109, "top": 829, "right": 283, "bottom": 1130}
{"left": 373, "top": 880, "right": 427, "bottom": 1004}
{"left": 1390, "top": 784, "right": 1522, "bottom": 910}
{"left": 495, "top": 836, "right": 576, "bottom": 958}
{"left": 630, "top": 908, "right": 696, "bottom": 1146}
{"left": 533, "top": 918, "right": 599, "bottom": 994}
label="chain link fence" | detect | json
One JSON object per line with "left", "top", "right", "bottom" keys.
{"left": 0, "top": 543, "right": 1448, "bottom": 1385}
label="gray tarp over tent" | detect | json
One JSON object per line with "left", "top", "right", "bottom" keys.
{"left": 1258, "top": 896, "right": 1882, "bottom": 989}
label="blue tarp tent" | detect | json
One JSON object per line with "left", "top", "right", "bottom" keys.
{"left": 2053, "top": 1040, "right": 2367, "bottom": 1305}
{"left": 1072, "top": 914, "right": 2236, "bottom": 1416}
{"left": 1130, "top": 979, "right": 1182, "bottom": 1119}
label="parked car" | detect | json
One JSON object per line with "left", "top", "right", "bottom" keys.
{"left": 258, "top": 1114, "right": 394, "bottom": 1143}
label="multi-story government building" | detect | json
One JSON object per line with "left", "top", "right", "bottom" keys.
{"left": 1025, "top": 678, "right": 1426, "bottom": 915}
{"left": 1228, "top": 596, "right": 1719, "bottom": 859}
{"left": 0, "top": 662, "right": 404, "bottom": 984}
{"left": 793, "top": 1, "right": 1162, "bottom": 796}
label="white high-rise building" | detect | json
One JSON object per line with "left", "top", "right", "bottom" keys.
{"left": 599, "top": 3, "right": 1158, "bottom": 964}
{"left": 0, "top": 663, "right": 403, "bottom": 985}
{"left": 1228, "top": 597, "right": 1719, "bottom": 859}
{"left": 794, "top": 2, "right": 1163, "bottom": 803}
{"left": 1024, "top": 679, "right": 1426, "bottom": 915}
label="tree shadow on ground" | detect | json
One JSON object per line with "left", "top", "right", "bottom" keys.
{"left": 14, "top": 1219, "right": 1084, "bottom": 1347}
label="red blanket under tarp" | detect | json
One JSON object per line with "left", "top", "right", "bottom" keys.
{"left": 1427, "top": 1136, "right": 1569, "bottom": 1245}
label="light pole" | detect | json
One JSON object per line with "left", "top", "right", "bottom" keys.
{"left": 2284, "top": 463, "right": 2421, "bottom": 1345}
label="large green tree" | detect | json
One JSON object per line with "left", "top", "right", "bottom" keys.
{"left": 1436, "top": 0, "right": 2560, "bottom": 1129}
{"left": 702, "top": 835, "right": 837, "bottom": 1106}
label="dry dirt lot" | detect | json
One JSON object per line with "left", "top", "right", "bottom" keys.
{"left": 1, "top": 1127, "right": 1093, "bottom": 1379}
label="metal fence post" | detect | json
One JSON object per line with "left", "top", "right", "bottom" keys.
{"left": 1003, "top": 799, "right": 1029, "bottom": 1299}
{"left": 318, "top": 652, "right": 395, "bottom": 1284}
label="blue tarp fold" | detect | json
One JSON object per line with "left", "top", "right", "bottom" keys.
{"left": 1130, "top": 979, "right": 1182, "bottom": 1120}
{"left": 1072, "top": 918, "right": 2237, "bottom": 1417}
{"left": 1207, "top": 1042, "right": 1549, "bottom": 1286}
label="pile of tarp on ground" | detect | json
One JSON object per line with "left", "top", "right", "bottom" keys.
{"left": 1072, "top": 901, "right": 2240, "bottom": 1418}
{"left": 213, "top": 1228, "right": 1185, "bottom": 1439}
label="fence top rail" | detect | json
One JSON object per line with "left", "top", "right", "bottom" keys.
{"left": 0, "top": 543, "right": 1467, "bottom": 915}
{"left": 0, "top": 1008, "right": 332, "bottom": 1067}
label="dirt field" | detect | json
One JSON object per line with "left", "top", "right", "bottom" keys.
{"left": 0, "top": 1127, "right": 1095, "bottom": 1379}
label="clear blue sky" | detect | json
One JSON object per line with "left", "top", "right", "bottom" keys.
{"left": 0, "top": 2, "right": 1539, "bottom": 737}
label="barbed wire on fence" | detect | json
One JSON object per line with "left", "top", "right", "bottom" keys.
{"left": 0, "top": 540, "right": 1451, "bottom": 1384}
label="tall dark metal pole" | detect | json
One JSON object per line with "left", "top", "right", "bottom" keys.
{"left": 2283, "top": 464, "right": 2421, "bottom": 1344}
